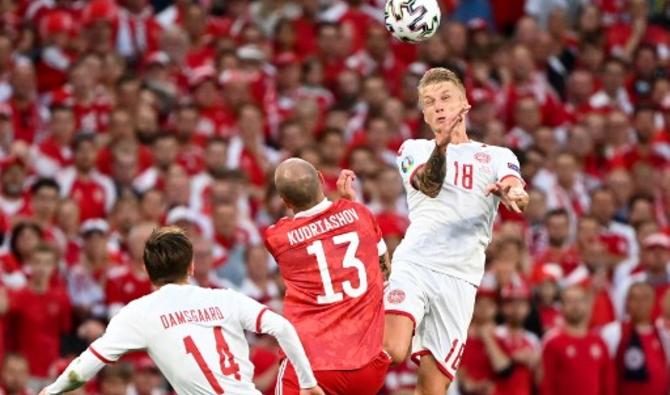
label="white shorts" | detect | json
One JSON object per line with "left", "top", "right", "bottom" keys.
{"left": 384, "top": 261, "right": 477, "bottom": 380}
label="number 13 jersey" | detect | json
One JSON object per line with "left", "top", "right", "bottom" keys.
{"left": 264, "top": 199, "right": 387, "bottom": 371}
{"left": 394, "top": 139, "right": 523, "bottom": 286}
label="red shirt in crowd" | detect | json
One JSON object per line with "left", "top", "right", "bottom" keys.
{"left": 541, "top": 328, "right": 614, "bottom": 395}
{"left": 460, "top": 336, "right": 496, "bottom": 394}
{"left": 105, "top": 265, "right": 152, "bottom": 308}
{"left": 264, "top": 199, "right": 385, "bottom": 370}
{"left": 7, "top": 286, "right": 71, "bottom": 378}
{"left": 493, "top": 326, "right": 539, "bottom": 395}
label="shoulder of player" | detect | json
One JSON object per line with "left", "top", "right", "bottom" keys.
{"left": 398, "top": 139, "right": 434, "bottom": 155}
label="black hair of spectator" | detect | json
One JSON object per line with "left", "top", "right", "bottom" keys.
{"left": 317, "top": 127, "right": 344, "bottom": 143}
{"left": 10, "top": 222, "right": 43, "bottom": 263}
{"left": 68, "top": 52, "right": 101, "bottom": 74}
{"left": 143, "top": 226, "right": 193, "bottom": 285}
{"left": 628, "top": 193, "right": 654, "bottom": 209}
{"left": 590, "top": 185, "right": 615, "bottom": 199}
{"left": 544, "top": 208, "right": 570, "bottom": 222}
{"left": 152, "top": 132, "right": 177, "bottom": 144}
{"left": 71, "top": 132, "right": 96, "bottom": 151}
{"left": 634, "top": 103, "right": 657, "bottom": 116}
{"left": 30, "top": 177, "right": 60, "bottom": 195}
{"left": 49, "top": 103, "right": 73, "bottom": 115}
{"left": 116, "top": 73, "right": 140, "bottom": 90}
{"left": 634, "top": 43, "right": 658, "bottom": 61}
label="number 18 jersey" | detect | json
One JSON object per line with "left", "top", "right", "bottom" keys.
{"left": 395, "top": 139, "right": 523, "bottom": 286}
{"left": 264, "top": 199, "right": 386, "bottom": 371}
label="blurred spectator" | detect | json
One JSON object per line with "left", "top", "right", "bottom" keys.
{"left": 540, "top": 285, "right": 615, "bottom": 395}
{"left": 99, "top": 363, "right": 133, "bottom": 395}
{"left": 128, "top": 357, "right": 166, "bottom": 395}
{"left": 3, "top": 245, "right": 71, "bottom": 385}
{"left": 601, "top": 282, "right": 670, "bottom": 395}
{"left": 459, "top": 287, "right": 497, "bottom": 395}
{"left": 493, "top": 283, "right": 540, "bottom": 395}
{"left": 0, "top": 156, "right": 29, "bottom": 218}
{"left": 0, "top": 353, "right": 32, "bottom": 395}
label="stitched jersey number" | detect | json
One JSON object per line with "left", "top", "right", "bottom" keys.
{"left": 184, "top": 326, "right": 241, "bottom": 394}
{"left": 306, "top": 231, "right": 368, "bottom": 304}
{"left": 453, "top": 161, "right": 474, "bottom": 189}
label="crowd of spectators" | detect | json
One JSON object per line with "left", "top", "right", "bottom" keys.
{"left": 0, "top": 0, "right": 669, "bottom": 394}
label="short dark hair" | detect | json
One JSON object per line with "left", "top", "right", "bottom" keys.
{"left": 143, "top": 226, "right": 193, "bottom": 285}
{"left": 30, "top": 177, "right": 60, "bottom": 195}
{"left": 545, "top": 208, "right": 569, "bottom": 222}
{"left": 72, "top": 132, "right": 96, "bottom": 151}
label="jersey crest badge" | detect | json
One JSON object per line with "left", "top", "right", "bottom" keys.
{"left": 387, "top": 289, "right": 406, "bottom": 304}
{"left": 474, "top": 152, "right": 491, "bottom": 163}
{"left": 507, "top": 162, "right": 520, "bottom": 173}
{"left": 401, "top": 156, "right": 414, "bottom": 174}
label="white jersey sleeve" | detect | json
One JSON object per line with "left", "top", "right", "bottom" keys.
{"left": 396, "top": 139, "right": 435, "bottom": 189}
{"left": 493, "top": 147, "right": 523, "bottom": 183}
{"left": 230, "top": 292, "right": 317, "bottom": 389}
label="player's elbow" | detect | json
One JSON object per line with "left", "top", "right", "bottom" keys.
{"left": 418, "top": 186, "right": 440, "bottom": 198}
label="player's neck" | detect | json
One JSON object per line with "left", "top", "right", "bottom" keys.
{"left": 565, "top": 323, "right": 588, "bottom": 337}
{"left": 292, "top": 195, "right": 326, "bottom": 215}
{"left": 449, "top": 130, "right": 469, "bottom": 145}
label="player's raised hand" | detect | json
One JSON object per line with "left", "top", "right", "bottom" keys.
{"left": 485, "top": 182, "right": 528, "bottom": 213}
{"left": 300, "top": 385, "right": 326, "bottom": 395}
{"left": 336, "top": 169, "right": 357, "bottom": 201}
{"left": 435, "top": 105, "right": 471, "bottom": 148}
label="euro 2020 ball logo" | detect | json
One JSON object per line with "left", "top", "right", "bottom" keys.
{"left": 401, "top": 156, "right": 414, "bottom": 174}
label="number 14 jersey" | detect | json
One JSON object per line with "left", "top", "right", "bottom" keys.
{"left": 264, "top": 199, "right": 387, "bottom": 371}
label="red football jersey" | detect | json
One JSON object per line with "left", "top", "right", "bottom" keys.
{"left": 264, "top": 199, "right": 385, "bottom": 371}
{"left": 541, "top": 329, "right": 615, "bottom": 395}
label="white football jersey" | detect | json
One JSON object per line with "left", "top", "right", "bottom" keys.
{"left": 88, "top": 284, "right": 274, "bottom": 395}
{"left": 394, "top": 139, "right": 523, "bottom": 286}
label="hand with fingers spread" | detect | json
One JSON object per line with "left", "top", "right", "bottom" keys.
{"left": 434, "top": 105, "right": 471, "bottom": 148}
{"left": 336, "top": 169, "right": 357, "bottom": 201}
{"left": 486, "top": 182, "right": 529, "bottom": 213}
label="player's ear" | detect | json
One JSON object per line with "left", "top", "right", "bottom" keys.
{"left": 318, "top": 171, "right": 325, "bottom": 186}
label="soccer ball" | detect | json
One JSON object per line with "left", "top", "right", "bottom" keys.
{"left": 384, "top": 0, "right": 441, "bottom": 43}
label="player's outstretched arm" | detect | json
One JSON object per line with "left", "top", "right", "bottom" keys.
{"left": 380, "top": 251, "right": 391, "bottom": 281}
{"left": 486, "top": 176, "right": 529, "bottom": 213}
{"left": 259, "top": 310, "right": 323, "bottom": 393}
{"left": 39, "top": 349, "right": 106, "bottom": 394}
{"left": 411, "top": 143, "right": 447, "bottom": 198}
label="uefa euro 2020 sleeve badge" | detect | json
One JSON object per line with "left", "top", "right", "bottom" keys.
{"left": 401, "top": 156, "right": 414, "bottom": 174}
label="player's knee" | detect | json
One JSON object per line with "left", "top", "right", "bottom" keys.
{"left": 383, "top": 339, "right": 409, "bottom": 365}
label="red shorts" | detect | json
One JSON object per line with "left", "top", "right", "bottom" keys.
{"left": 275, "top": 351, "right": 391, "bottom": 395}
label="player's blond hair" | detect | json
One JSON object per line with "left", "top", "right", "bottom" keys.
{"left": 418, "top": 67, "right": 465, "bottom": 93}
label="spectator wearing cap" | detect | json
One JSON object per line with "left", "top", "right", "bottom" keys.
{"left": 56, "top": 133, "right": 115, "bottom": 221}
{"left": 35, "top": 10, "right": 77, "bottom": 93}
{"left": 143, "top": 51, "right": 179, "bottom": 104}
{"left": 2, "top": 244, "right": 71, "bottom": 385}
{"left": 128, "top": 356, "right": 166, "bottom": 395}
{"left": 0, "top": 156, "right": 29, "bottom": 218}
{"left": 458, "top": 286, "right": 498, "bottom": 395}
{"left": 540, "top": 285, "right": 615, "bottom": 395}
{"left": 67, "top": 219, "right": 113, "bottom": 321}
{"left": 6, "top": 62, "right": 43, "bottom": 144}
{"left": 105, "top": 222, "right": 153, "bottom": 319}
{"left": 533, "top": 209, "right": 581, "bottom": 276}
{"left": 531, "top": 263, "right": 564, "bottom": 333}
{"left": 80, "top": 0, "right": 118, "bottom": 56}
{"left": 0, "top": 354, "right": 32, "bottom": 395}
{"left": 49, "top": 54, "right": 112, "bottom": 135}
{"left": 616, "top": 233, "right": 670, "bottom": 320}
{"left": 492, "top": 282, "right": 540, "bottom": 395}
{"left": 601, "top": 282, "right": 670, "bottom": 395}
{"left": 31, "top": 105, "right": 75, "bottom": 178}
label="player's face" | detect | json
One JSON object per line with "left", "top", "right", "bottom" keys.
{"left": 420, "top": 81, "right": 466, "bottom": 134}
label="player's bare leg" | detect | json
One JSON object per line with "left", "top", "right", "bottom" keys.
{"left": 415, "top": 354, "right": 451, "bottom": 395}
{"left": 383, "top": 314, "right": 414, "bottom": 364}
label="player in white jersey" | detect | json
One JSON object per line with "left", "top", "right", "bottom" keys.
{"left": 383, "top": 68, "right": 529, "bottom": 395}
{"left": 39, "top": 227, "right": 324, "bottom": 395}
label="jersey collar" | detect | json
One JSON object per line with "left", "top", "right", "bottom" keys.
{"left": 294, "top": 198, "right": 332, "bottom": 219}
